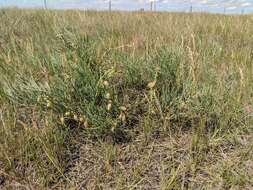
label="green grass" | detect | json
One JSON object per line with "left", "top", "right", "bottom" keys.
{"left": 0, "top": 8, "right": 252, "bottom": 189}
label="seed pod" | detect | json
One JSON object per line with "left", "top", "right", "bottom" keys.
{"left": 107, "top": 100, "right": 112, "bottom": 111}
{"left": 73, "top": 114, "right": 78, "bottom": 121}
{"left": 107, "top": 103, "right": 112, "bottom": 111}
{"left": 46, "top": 100, "right": 52, "bottom": 108}
{"left": 37, "top": 96, "right": 42, "bottom": 103}
{"left": 65, "top": 112, "right": 71, "bottom": 117}
{"left": 79, "top": 117, "right": 84, "bottom": 123}
{"left": 84, "top": 120, "right": 89, "bottom": 128}
{"left": 103, "top": 80, "right": 109, "bottom": 87}
{"left": 147, "top": 80, "right": 156, "bottom": 89}
{"left": 121, "top": 113, "right": 126, "bottom": 122}
{"left": 119, "top": 106, "right": 127, "bottom": 111}
{"left": 119, "top": 112, "right": 126, "bottom": 122}
{"left": 60, "top": 117, "right": 65, "bottom": 124}
{"left": 105, "top": 93, "right": 111, "bottom": 99}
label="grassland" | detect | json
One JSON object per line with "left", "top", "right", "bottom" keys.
{"left": 0, "top": 8, "right": 252, "bottom": 189}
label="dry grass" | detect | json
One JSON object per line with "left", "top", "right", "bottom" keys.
{"left": 64, "top": 132, "right": 252, "bottom": 190}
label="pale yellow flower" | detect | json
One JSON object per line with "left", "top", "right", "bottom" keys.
{"left": 147, "top": 80, "right": 156, "bottom": 89}
{"left": 119, "top": 106, "right": 127, "bottom": 111}
{"left": 73, "top": 114, "right": 78, "bottom": 121}
{"left": 105, "top": 92, "right": 111, "bottom": 99}
{"left": 60, "top": 117, "right": 65, "bottom": 124}
{"left": 107, "top": 100, "right": 112, "bottom": 111}
{"left": 65, "top": 112, "right": 71, "bottom": 117}
{"left": 46, "top": 100, "right": 52, "bottom": 108}
{"left": 79, "top": 117, "right": 84, "bottom": 123}
{"left": 103, "top": 80, "right": 109, "bottom": 87}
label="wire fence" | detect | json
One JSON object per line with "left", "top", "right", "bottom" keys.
{"left": 0, "top": 0, "right": 251, "bottom": 14}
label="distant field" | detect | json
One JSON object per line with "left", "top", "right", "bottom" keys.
{"left": 0, "top": 9, "right": 252, "bottom": 189}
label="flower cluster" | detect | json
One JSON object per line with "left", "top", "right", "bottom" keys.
{"left": 37, "top": 95, "right": 53, "bottom": 108}
{"left": 60, "top": 111, "right": 89, "bottom": 128}
{"left": 102, "top": 80, "right": 113, "bottom": 111}
{"left": 102, "top": 80, "right": 129, "bottom": 123}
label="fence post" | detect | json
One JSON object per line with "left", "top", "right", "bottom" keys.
{"left": 44, "top": 0, "right": 47, "bottom": 9}
{"left": 190, "top": 5, "right": 192, "bottom": 12}
{"left": 109, "top": 0, "right": 111, "bottom": 11}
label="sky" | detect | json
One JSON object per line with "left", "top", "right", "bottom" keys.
{"left": 1, "top": 0, "right": 253, "bottom": 13}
